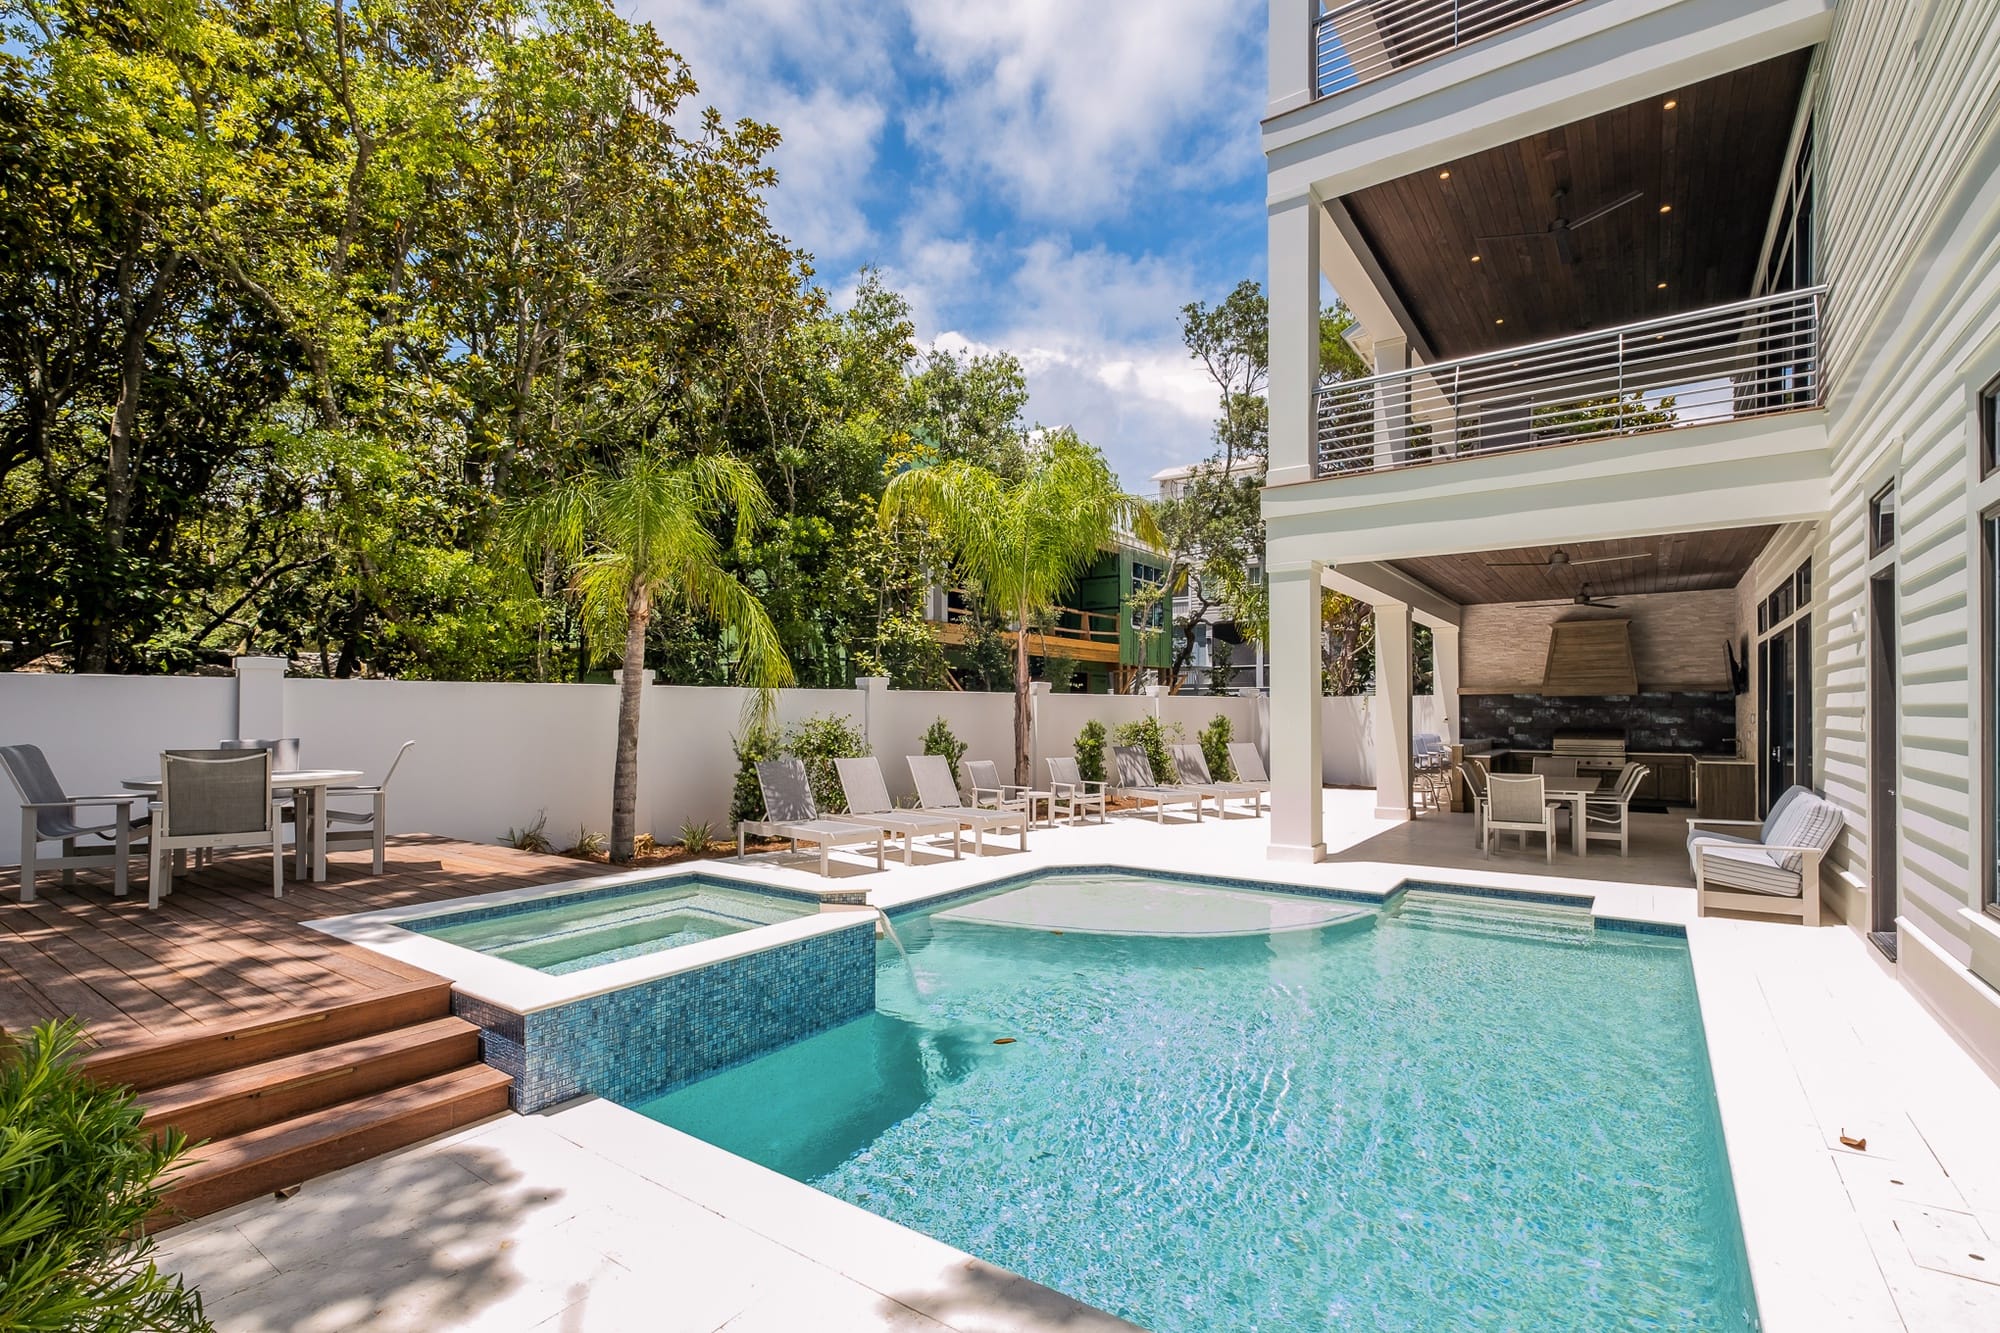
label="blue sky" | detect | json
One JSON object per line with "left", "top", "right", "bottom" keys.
{"left": 627, "top": 1, "right": 1269, "bottom": 492}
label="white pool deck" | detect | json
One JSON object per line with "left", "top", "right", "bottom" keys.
{"left": 160, "top": 789, "right": 2000, "bottom": 1331}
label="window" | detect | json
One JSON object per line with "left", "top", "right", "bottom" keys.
{"left": 1759, "top": 117, "right": 1816, "bottom": 297}
{"left": 1987, "top": 512, "right": 2000, "bottom": 915}
{"left": 1130, "top": 562, "right": 1165, "bottom": 631}
{"left": 1982, "top": 375, "right": 2000, "bottom": 477}
{"left": 1869, "top": 483, "right": 1897, "bottom": 555}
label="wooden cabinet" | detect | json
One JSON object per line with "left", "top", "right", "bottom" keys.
{"left": 1632, "top": 754, "right": 1695, "bottom": 807}
{"left": 1696, "top": 761, "right": 1758, "bottom": 820}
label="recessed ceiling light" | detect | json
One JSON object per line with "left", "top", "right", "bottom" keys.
{"left": 1470, "top": 253, "right": 1482, "bottom": 263}
{"left": 1439, "top": 170, "right": 1451, "bottom": 180}
{"left": 1656, "top": 281, "right": 1668, "bottom": 290}
{"left": 1495, "top": 317, "right": 1505, "bottom": 325}
{"left": 1664, "top": 99, "right": 1679, "bottom": 110}
{"left": 1659, "top": 204, "right": 1673, "bottom": 214}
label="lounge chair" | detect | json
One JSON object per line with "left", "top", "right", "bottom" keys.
{"left": 1045, "top": 756, "right": 1107, "bottom": 825}
{"left": 963, "top": 759, "right": 1053, "bottom": 829}
{"left": 1170, "top": 743, "right": 1264, "bottom": 815}
{"left": 907, "top": 755, "right": 1028, "bottom": 853}
{"left": 1482, "top": 773, "right": 1556, "bottom": 862}
{"left": 149, "top": 749, "right": 287, "bottom": 908}
{"left": 833, "top": 757, "right": 962, "bottom": 865}
{"left": 1108, "top": 746, "right": 1207, "bottom": 823}
{"left": 2, "top": 743, "right": 149, "bottom": 902}
{"left": 738, "top": 757, "right": 885, "bottom": 877}
{"left": 1226, "top": 743, "right": 1272, "bottom": 795}
{"left": 322, "top": 740, "right": 416, "bottom": 875}
{"left": 1687, "top": 784, "right": 1842, "bottom": 926}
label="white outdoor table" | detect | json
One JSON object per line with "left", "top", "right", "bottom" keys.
{"left": 123, "top": 769, "right": 363, "bottom": 882}
{"left": 1540, "top": 776, "right": 1604, "bottom": 856}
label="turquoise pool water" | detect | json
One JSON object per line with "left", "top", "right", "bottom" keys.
{"left": 635, "top": 875, "right": 1758, "bottom": 1330}
{"left": 406, "top": 878, "right": 812, "bottom": 975}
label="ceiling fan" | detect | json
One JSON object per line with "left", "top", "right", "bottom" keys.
{"left": 1478, "top": 188, "right": 1644, "bottom": 265}
{"left": 1527, "top": 583, "right": 1621, "bottom": 609}
{"left": 1484, "top": 546, "right": 1652, "bottom": 571}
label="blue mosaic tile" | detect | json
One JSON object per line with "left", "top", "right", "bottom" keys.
{"left": 405, "top": 871, "right": 851, "bottom": 934}
{"left": 1597, "top": 916, "right": 1689, "bottom": 939}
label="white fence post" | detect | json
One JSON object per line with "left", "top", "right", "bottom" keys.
{"left": 234, "top": 656, "right": 288, "bottom": 740}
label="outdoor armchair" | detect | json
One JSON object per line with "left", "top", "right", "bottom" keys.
{"left": 1044, "top": 756, "right": 1107, "bottom": 825}
{"left": 1108, "top": 746, "right": 1207, "bottom": 823}
{"left": 2, "top": 743, "right": 148, "bottom": 902}
{"left": 963, "top": 759, "right": 1052, "bottom": 829}
{"left": 907, "top": 755, "right": 1029, "bottom": 853}
{"left": 148, "top": 749, "right": 286, "bottom": 908}
{"left": 323, "top": 740, "right": 416, "bottom": 875}
{"left": 1170, "top": 744, "right": 1264, "bottom": 815}
{"left": 1584, "top": 763, "right": 1649, "bottom": 857}
{"left": 1461, "top": 757, "right": 1491, "bottom": 849}
{"left": 1687, "top": 784, "right": 1841, "bottom": 926}
{"left": 739, "top": 757, "right": 884, "bottom": 877}
{"left": 833, "top": 757, "right": 962, "bottom": 865}
{"left": 1483, "top": 773, "right": 1556, "bottom": 862}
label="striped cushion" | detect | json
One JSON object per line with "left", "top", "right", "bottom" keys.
{"left": 1695, "top": 842, "right": 1802, "bottom": 896}
{"left": 1774, "top": 798, "right": 1844, "bottom": 872}
{"left": 1686, "top": 825, "right": 1761, "bottom": 871}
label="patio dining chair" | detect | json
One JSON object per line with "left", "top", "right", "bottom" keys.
{"left": 1413, "top": 733, "right": 1452, "bottom": 811}
{"left": 322, "top": 740, "right": 416, "bottom": 875}
{"left": 738, "top": 757, "right": 884, "bottom": 877}
{"left": 1530, "top": 755, "right": 1579, "bottom": 780}
{"left": 833, "top": 757, "right": 962, "bottom": 865}
{"left": 1482, "top": 773, "right": 1556, "bottom": 863}
{"left": 1045, "top": 756, "right": 1108, "bottom": 825}
{"left": 1584, "top": 763, "right": 1650, "bottom": 857}
{"left": 2, "top": 743, "right": 149, "bottom": 902}
{"left": 1460, "top": 758, "right": 1491, "bottom": 850}
{"left": 148, "top": 749, "right": 286, "bottom": 908}
{"left": 907, "top": 755, "right": 1029, "bottom": 853}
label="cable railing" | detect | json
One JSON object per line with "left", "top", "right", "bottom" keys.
{"left": 1314, "top": 0, "right": 1588, "bottom": 97}
{"left": 1313, "top": 287, "right": 1826, "bottom": 477}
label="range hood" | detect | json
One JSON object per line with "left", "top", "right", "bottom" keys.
{"left": 1541, "top": 618, "right": 1639, "bottom": 696}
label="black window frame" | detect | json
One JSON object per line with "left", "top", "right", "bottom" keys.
{"left": 1868, "top": 482, "right": 1897, "bottom": 556}
{"left": 1986, "top": 508, "right": 2000, "bottom": 918}
{"left": 1981, "top": 374, "right": 2000, "bottom": 478}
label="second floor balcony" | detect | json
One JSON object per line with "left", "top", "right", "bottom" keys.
{"left": 1313, "top": 287, "right": 1824, "bottom": 478}
{"left": 1313, "top": 0, "right": 1588, "bottom": 99}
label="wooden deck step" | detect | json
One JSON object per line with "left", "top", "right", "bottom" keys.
{"left": 159, "top": 1064, "right": 513, "bottom": 1225}
{"left": 138, "top": 1017, "right": 482, "bottom": 1145}
{"left": 85, "top": 980, "right": 456, "bottom": 1092}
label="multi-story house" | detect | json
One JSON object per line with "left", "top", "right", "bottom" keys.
{"left": 1261, "top": 0, "right": 2000, "bottom": 1070}
{"left": 1151, "top": 459, "right": 1268, "bottom": 693}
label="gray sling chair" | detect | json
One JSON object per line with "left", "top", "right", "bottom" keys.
{"left": 906, "top": 755, "right": 1029, "bottom": 852}
{"left": 149, "top": 749, "right": 286, "bottom": 908}
{"left": 1226, "top": 742, "right": 1271, "bottom": 789}
{"left": 739, "top": 757, "right": 885, "bottom": 877}
{"left": 833, "top": 757, "right": 963, "bottom": 864}
{"left": 323, "top": 740, "right": 417, "bottom": 875}
{"left": 1170, "top": 743, "right": 1266, "bottom": 815}
{"left": 1108, "top": 746, "right": 1207, "bottom": 822}
{"left": 1044, "top": 756, "right": 1107, "bottom": 825}
{"left": 963, "top": 759, "right": 1050, "bottom": 828}
{"left": 220, "top": 737, "right": 302, "bottom": 874}
{"left": 2, "top": 743, "right": 149, "bottom": 902}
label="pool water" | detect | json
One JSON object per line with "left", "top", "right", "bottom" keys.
{"left": 635, "top": 875, "right": 1758, "bottom": 1331}
{"left": 406, "top": 879, "right": 813, "bottom": 975}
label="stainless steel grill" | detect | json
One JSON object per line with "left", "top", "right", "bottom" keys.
{"left": 1553, "top": 731, "right": 1626, "bottom": 775}
{"left": 1313, "top": 288, "right": 1826, "bottom": 478}
{"left": 1314, "top": 0, "right": 1588, "bottom": 98}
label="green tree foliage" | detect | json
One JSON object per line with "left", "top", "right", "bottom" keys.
{"left": 1199, "top": 714, "right": 1235, "bottom": 781}
{"left": 1112, "top": 716, "right": 1181, "bottom": 785}
{"left": 1323, "top": 589, "right": 1375, "bottom": 696}
{"left": 882, "top": 432, "right": 1158, "bottom": 785}
{"left": 782, "top": 712, "right": 867, "bottom": 815}
{"left": 1074, "top": 719, "right": 1108, "bottom": 785}
{"left": 728, "top": 723, "right": 779, "bottom": 829}
{"left": 0, "top": 1020, "right": 212, "bottom": 1332}
{"left": 921, "top": 717, "right": 967, "bottom": 787}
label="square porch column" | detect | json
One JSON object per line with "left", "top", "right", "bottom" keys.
{"left": 1373, "top": 601, "right": 1414, "bottom": 822}
{"left": 1268, "top": 560, "right": 1325, "bottom": 862}
{"left": 1267, "top": 193, "right": 1322, "bottom": 488}
{"left": 1372, "top": 336, "right": 1411, "bottom": 470}
{"left": 1431, "top": 622, "right": 1461, "bottom": 742}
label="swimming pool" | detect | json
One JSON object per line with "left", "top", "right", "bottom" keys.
{"left": 635, "top": 872, "right": 1758, "bottom": 1330}
{"left": 404, "top": 877, "right": 816, "bottom": 976}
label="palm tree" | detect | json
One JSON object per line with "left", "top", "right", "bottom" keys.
{"left": 882, "top": 431, "right": 1157, "bottom": 786}
{"left": 512, "top": 450, "right": 793, "bottom": 862}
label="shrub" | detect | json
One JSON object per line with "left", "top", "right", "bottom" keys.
{"left": 567, "top": 826, "right": 606, "bottom": 857}
{"left": 922, "top": 717, "right": 968, "bottom": 787}
{"left": 678, "top": 818, "right": 716, "bottom": 856}
{"left": 1199, "top": 714, "right": 1235, "bottom": 780}
{"left": 0, "top": 1020, "right": 213, "bottom": 1332}
{"left": 783, "top": 712, "right": 868, "bottom": 814}
{"left": 855, "top": 612, "right": 950, "bottom": 690}
{"left": 1075, "top": 719, "right": 1107, "bottom": 785}
{"left": 503, "top": 811, "right": 551, "bottom": 854}
{"left": 729, "top": 723, "right": 779, "bottom": 828}
{"left": 1040, "top": 654, "right": 1080, "bottom": 694}
{"left": 1111, "top": 716, "right": 1182, "bottom": 784}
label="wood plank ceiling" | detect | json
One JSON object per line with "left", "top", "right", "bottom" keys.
{"left": 1340, "top": 50, "right": 1811, "bottom": 358}
{"left": 1392, "top": 526, "right": 1780, "bottom": 605}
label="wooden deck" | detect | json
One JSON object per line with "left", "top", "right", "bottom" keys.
{"left": 0, "top": 835, "right": 588, "bottom": 1048}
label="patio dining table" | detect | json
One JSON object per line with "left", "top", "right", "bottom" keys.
{"left": 121, "top": 769, "right": 362, "bottom": 882}
{"left": 1540, "top": 776, "right": 1604, "bottom": 856}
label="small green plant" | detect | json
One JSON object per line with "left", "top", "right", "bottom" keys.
{"left": 1075, "top": 719, "right": 1108, "bottom": 785}
{"left": 783, "top": 712, "right": 868, "bottom": 814}
{"left": 1040, "top": 653, "right": 1080, "bottom": 694}
{"left": 1205, "top": 639, "right": 1235, "bottom": 696}
{"left": 567, "top": 826, "right": 607, "bottom": 857}
{"left": 1112, "top": 716, "right": 1182, "bottom": 784}
{"left": 729, "top": 723, "right": 780, "bottom": 828}
{"left": 1199, "top": 713, "right": 1235, "bottom": 780}
{"left": 0, "top": 1020, "right": 214, "bottom": 1331}
{"left": 856, "top": 611, "right": 950, "bottom": 689}
{"left": 503, "top": 811, "right": 552, "bottom": 854}
{"left": 922, "top": 717, "right": 968, "bottom": 787}
{"left": 678, "top": 818, "right": 716, "bottom": 856}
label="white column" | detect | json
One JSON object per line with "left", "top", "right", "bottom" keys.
{"left": 1373, "top": 602, "right": 1413, "bottom": 821}
{"left": 856, "top": 675, "right": 889, "bottom": 756}
{"left": 1431, "top": 623, "right": 1461, "bottom": 742}
{"left": 1267, "top": 193, "right": 1322, "bottom": 488}
{"left": 1372, "top": 335, "right": 1411, "bottom": 470}
{"left": 1268, "top": 561, "right": 1325, "bottom": 862}
{"left": 1267, "top": 0, "right": 1316, "bottom": 117}
{"left": 232, "top": 655, "right": 288, "bottom": 741}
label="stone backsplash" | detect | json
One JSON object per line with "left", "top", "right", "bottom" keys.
{"left": 1459, "top": 691, "right": 1739, "bottom": 754}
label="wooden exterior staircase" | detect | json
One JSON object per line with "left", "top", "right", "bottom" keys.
{"left": 84, "top": 981, "right": 511, "bottom": 1227}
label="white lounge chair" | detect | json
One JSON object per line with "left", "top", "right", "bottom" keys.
{"left": 907, "top": 755, "right": 1028, "bottom": 853}
{"left": 149, "top": 749, "right": 287, "bottom": 908}
{"left": 2, "top": 743, "right": 149, "bottom": 902}
{"left": 321, "top": 740, "right": 415, "bottom": 875}
{"left": 1044, "top": 756, "right": 1107, "bottom": 825}
{"left": 1226, "top": 743, "right": 1273, "bottom": 792}
{"left": 833, "top": 757, "right": 962, "bottom": 865}
{"left": 1109, "top": 746, "right": 1207, "bottom": 823}
{"left": 1482, "top": 773, "right": 1556, "bottom": 862}
{"left": 1688, "top": 784, "right": 1842, "bottom": 926}
{"left": 1170, "top": 743, "right": 1264, "bottom": 815}
{"left": 737, "top": 757, "right": 885, "bottom": 877}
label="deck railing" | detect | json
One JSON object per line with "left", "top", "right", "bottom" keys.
{"left": 1313, "top": 287, "right": 1826, "bottom": 477}
{"left": 1314, "top": 0, "right": 1588, "bottom": 97}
